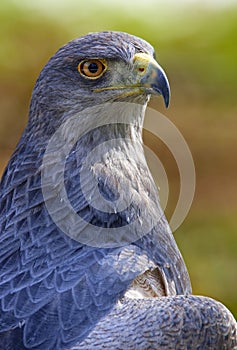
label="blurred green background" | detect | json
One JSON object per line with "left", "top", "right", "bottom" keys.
{"left": 0, "top": 0, "right": 236, "bottom": 317}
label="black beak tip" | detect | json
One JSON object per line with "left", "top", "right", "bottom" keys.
{"left": 140, "top": 62, "right": 171, "bottom": 108}
{"left": 163, "top": 86, "right": 170, "bottom": 108}
{"left": 158, "top": 69, "right": 171, "bottom": 108}
{"left": 151, "top": 68, "right": 171, "bottom": 108}
{"left": 151, "top": 83, "right": 170, "bottom": 108}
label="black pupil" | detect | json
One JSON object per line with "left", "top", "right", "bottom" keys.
{"left": 88, "top": 62, "right": 99, "bottom": 73}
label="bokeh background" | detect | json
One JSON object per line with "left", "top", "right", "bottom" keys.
{"left": 0, "top": 0, "right": 236, "bottom": 317}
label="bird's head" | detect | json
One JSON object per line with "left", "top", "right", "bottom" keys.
{"left": 30, "top": 31, "right": 170, "bottom": 134}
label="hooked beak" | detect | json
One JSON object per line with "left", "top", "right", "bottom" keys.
{"left": 134, "top": 53, "right": 171, "bottom": 108}
{"left": 93, "top": 52, "right": 170, "bottom": 107}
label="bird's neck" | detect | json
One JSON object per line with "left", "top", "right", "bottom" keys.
{"left": 25, "top": 100, "right": 147, "bottom": 148}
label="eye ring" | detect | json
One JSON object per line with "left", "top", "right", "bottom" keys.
{"left": 78, "top": 59, "right": 107, "bottom": 79}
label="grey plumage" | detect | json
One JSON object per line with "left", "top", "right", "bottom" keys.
{"left": 74, "top": 296, "right": 237, "bottom": 350}
{"left": 0, "top": 31, "right": 236, "bottom": 349}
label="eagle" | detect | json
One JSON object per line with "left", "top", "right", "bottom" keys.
{"left": 0, "top": 31, "right": 236, "bottom": 349}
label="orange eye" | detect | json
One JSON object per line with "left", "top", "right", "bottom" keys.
{"left": 78, "top": 59, "right": 107, "bottom": 79}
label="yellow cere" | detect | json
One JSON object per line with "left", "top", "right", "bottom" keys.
{"left": 133, "top": 53, "right": 159, "bottom": 76}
